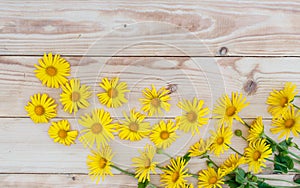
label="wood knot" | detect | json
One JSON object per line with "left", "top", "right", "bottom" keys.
{"left": 293, "top": 174, "right": 300, "bottom": 183}
{"left": 218, "top": 47, "right": 228, "bottom": 56}
{"left": 243, "top": 80, "right": 257, "bottom": 95}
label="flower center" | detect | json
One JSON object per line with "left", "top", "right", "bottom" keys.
{"left": 46, "top": 66, "right": 57, "bottom": 76}
{"left": 91, "top": 123, "right": 103, "bottom": 134}
{"left": 34, "top": 105, "right": 45, "bottom": 116}
{"left": 160, "top": 131, "right": 170, "bottom": 140}
{"left": 209, "top": 176, "right": 218, "bottom": 184}
{"left": 151, "top": 98, "right": 160, "bottom": 108}
{"left": 285, "top": 119, "right": 295, "bottom": 128}
{"left": 226, "top": 106, "right": 236, "bottom": 116}
{"left": 280, "top": 97, "right": 288, "bottom": 107}
{"left": 186, "top": 111, "right": 197, "bottom": 122}
{"left": 58, "top": 130, "right": 67, "bottom": 139}
{"left": 129, "top": 122, "right": 139, "bottom": 132}
{"left": 216, "top": 137, "right": 224, "bottom": 145}
{"left": 71, "top": 91, "right": 81, "bottom": 102}
{"left": 253, "top": 151, "right": 261, "bottom": 161}
{"left": 171, "top": 171, "right": 179, "bottom": 182}
{"left": 99, "top": 158, "right": 107, "bottom": 169}
{"left": 108, "top": 88, "right": 118, "bottom": 98}
{"left": 144, "top": 158, "right": 151, "bottom": 168}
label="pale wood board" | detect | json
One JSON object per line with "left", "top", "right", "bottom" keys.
{"left": 1, "top": 0, "right": 300, "bottom": 56}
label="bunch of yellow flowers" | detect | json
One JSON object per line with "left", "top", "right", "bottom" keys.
{"left": 24, "top": 53, "right": 300, "bottom": 188}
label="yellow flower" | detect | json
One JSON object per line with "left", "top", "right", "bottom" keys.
{"left": 176, "top": 98, "right": 209, "bottom": 135}
{"left": 183, "top": 183, "right": 194, "bottom": 188}
{"left": 87, "top": 146, "right": 114, "bottom": 183}
{"left": 271, "top": 107, "right": 300, "bottom": 140}
{"left": 140, "top": 84, "right": 171, "bottom": 116}
{"left": 25, "top": 93, "right": 57, "bottom": 123}
{"left": 244, "top": 139, "right": 272, "bottom": 174}
{"left": 78, "top": 109, "right": 116, "bottom": 149}
{"left": 149, "top": 120, "right": 178, "bottom": 149}
{"left": 97, "top": 77, "right": 129, "bottom": 108}
{"left": 220, "top": 154, "right": 245, "bottom": 175}
{"left": 48, "top": 120, "right": 78, "bottom": 146}
{"left": 118, "top": 109, "right": 151, "bottom": 141}
{"left": 160, "top": 157, "right": 191, "bottom": 188}
{"left": 34, "top": 53, "right": 70, "bottom": 88}
{"left": 198, "top": 167, "right": 224, "bottom": 188}
{"left": 209, "top": 126, "right": 233, "bottom": 156}
{"left": 247, "top": 116, "right": 264, "bottom": 142}
{"left": 267, "top": 82, "right": 297, "bottom": 118}
{"left": 132, "top": 144, "right": 157, "bottom": 183}
{"left": 213, "top": 92, "right": 249, "bottom": 126}
{"left": 188, "top": 138, "right": 212, "bottom": 157}
{"left": 60, "top": 79, "right": 91, "bottom": 114}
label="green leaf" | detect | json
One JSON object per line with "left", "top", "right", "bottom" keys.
{"left": 257, "top": 181, "right": 276, "bottom": 188}
{"left": 138, "top": 180, "right": 149, "bottom": 188}
{"left": 225, "top": 179, "right": 242, "bottom": 188}
{"left": 278, "top": 138, "right": 293, "bottom": 151}
{"left": 274, "top": 154, "right": 288, "bottom": 173}
{"left": 182, "top": 152, "right": 191, "bottom": 164}
{"left": 235, "top": 168, "right": 246, "bottom": 184}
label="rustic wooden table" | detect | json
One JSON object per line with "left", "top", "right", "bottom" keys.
{"left": 1, "top": 1, "right": 300, "bottom": 187}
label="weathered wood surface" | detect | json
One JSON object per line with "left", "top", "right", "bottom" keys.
{"left": 1, "top": 0, "right": 300, "bottom": 56}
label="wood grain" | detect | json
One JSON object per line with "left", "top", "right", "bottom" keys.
{"left": 2, "top": 1, "right": 300, "bottom": 56}
{"left": 0, "top": 56, "right": 298, "bottom": 118}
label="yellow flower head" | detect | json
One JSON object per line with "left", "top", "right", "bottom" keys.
{"left": 176, "top": 98, "right": 209, "bottom": 135}
{"left": 149, "top": 120, "right": 178, "bottom": 149}
{"left": 97, "top": 77, "right": 130, "bottom": 108}
{"left": 213, "top": 92, "right": 249, "bottom": 126}
{"left": 160, "top": 157, "right": 191, "bottom": 188}
{"left": 140, "top": 84, "right": 171, "bottom": 116}
{"left": 60, "top": 79, "right": 91, "bottom": 114}
{"left": 25, "top": 93, "right": 57, "bottom": 123}
{"left": 118, "top": 109, "right": 151, "bottom": 141}
{"left": 183, "top": 183, "right": 194, "bottom": 188}
{"left": 244, "top": 139, "right": 272, "bottom": 174}
{"left": 209, "top": 126, "right": 233, "bottom": 156}
{"left": 188, "top": 138, "right": 212, "bottom": 157}
{"left": 78, "top": 109, "right": 116, "bottom": 149}
{"left": 132, "top": 144, "right": 158, "bottom": 183}
{"left": 87, "top": 146, "right": 114, "bottom": 183}
{"left": 198, "top": 167, "right": 224, "bottom": 188}
{"left": 220, "top": 154, "right": 245, "bottom": 176}
{"left": 247, "top": 116, "right": 264, "bottom": 142}
{"left": 34, "top": 53, "right": 70, "bottom": 88}
{"left": 48, "top": 120, "right": 78, "bottom": 146}
{"left": 271, "top": 106, "right": 300, "bottom": 140}
{"left": 267, "top": 82, "right": 297, "bottom": 118}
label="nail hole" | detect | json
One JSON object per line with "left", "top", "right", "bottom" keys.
{"left": 72, "top": 176, "right": 76, "bottom": 181}
{"left": 124, "top": 24, "right": 127, "bottom": 28}
{"left": 219, "top": 47, "right": 228, "bottom": 56}
{"left": 243, "top": 80, "right": 257, "bottom": 95}
{"left": 166, "top": 84, "right": 178, "bottom": 94}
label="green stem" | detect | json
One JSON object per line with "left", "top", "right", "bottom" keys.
{"left": 226, "top": 144, "right": 243, "bottom": 156}
{"left": 240, "top": 118, "right": 250, "bottom": 128}
{"left": 294, "top": 95, "right": 300, "bottom": 98}
{"left": 260, "top": 177, "right": 300, "bottom": 186}
{"left": 207, "top": 155, "right": 219, "bottom": 168}
{"left": 293, "top": 104, "right": 300, "bottom": 110}
{"left": 287, "top": 150, "right": 300, "bottom": 160}
{"left": 241, "top": 135, "right": 248, "bottom": 141}
{"left": 265, "top": 158, "right": 288, "bottom": 168}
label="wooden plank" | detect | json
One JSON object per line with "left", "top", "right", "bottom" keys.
{"left": 0, "top": 118, "right": 299, "bottom": 174}
{"left": 0, "top": 56, "right": 299, "bottom": 118}
{"left": 1, "top": 1, "right": 300, "bottom": 56}
{"left": 0, "top": 174, "right": 296, "bottom": 187}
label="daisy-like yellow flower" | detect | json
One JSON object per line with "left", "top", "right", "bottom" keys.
{"left": 140, "top": 84, "right": 171, "bottom": 116}
{"left": 271, "top": 107, "right": 300, "bottom": 140}
{"left": 213, "top": 92, "right": 249, "bottom": 126}
{"left": 176, "top": 98, "right": 209, "bottom": 135}
{"left": 34, "top": 53, "right": 70, "bottom": 88}
{"left": 267, "top": 82, "right": 297, "bottom": 118}
{"left": 87, "top": 146, "right": 114, "bottom": 183}
{"left": 25, "top": 93, "right": 57, "bottom": 123}
{"left": 149, "top": 120, "right": 178, "bottom": 149}
{"left": 209, "top": 126, "right": 233, "bottom": 156}
{"left": 160, "top": 157, "right": 191, "bottom": 188}
{"left": 247, "top": 116, "right": 264, "bottom": 142}
{"left": 97, "top": 77, "right": 129, "bottom": 108}
{"left": 48, "top": 120, "right": 78, "bottom": 146}
{"left": 188, "top": 138, "right": 212, "bottom": 157}
{"left": 220, "top": 154, "right": 245, "bottom": 175}
{"left": 60, "top": 79, "right": 91, "bottom": 114}
{"left": 183, "top": 184, "right": 194, "bottom": 188}
{"left": 118, "top": 109, "right": 151, "bottom": 141}
{"left": 132, "top": 144, "right": 157, "bottom": 183}
{"left": 78, "top": 109, "right": 116, "bottom": 149}
{"left": 244, "top": 139, "right": 272, "bottom": 174}
{"left": 198, "top": 167, "right": 224, "bottom": 188}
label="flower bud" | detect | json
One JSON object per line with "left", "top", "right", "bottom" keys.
{"left": 234, "top": 129, "right": 243, "bottom": 137}
{"left": 251, "top": 176, "right": 258, "bottom": 182}
{"left": 156, "top": 148, "right": 164, "bottom": 154}
{"left": 207, "top": 161, "right": 214, "bottom": 168}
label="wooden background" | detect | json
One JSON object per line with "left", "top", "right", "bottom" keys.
{"left": 1, "top": 1, "right": 300, "bottom": 187}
